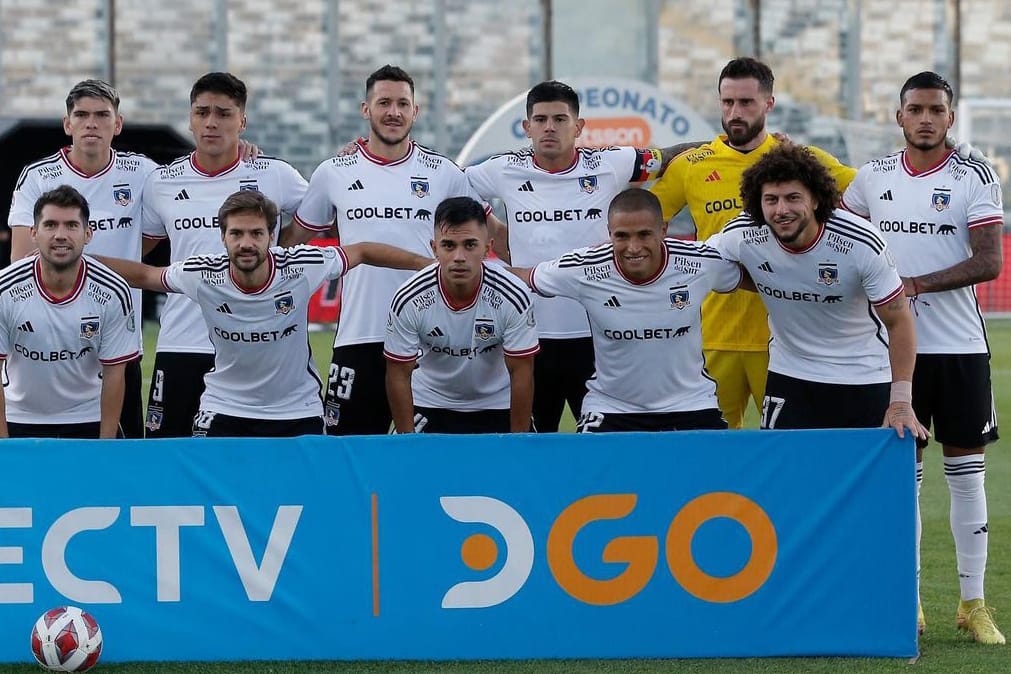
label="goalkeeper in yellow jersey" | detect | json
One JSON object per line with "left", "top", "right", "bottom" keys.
{"left": 650, "top": 57, "right": 855, "bottom": 428}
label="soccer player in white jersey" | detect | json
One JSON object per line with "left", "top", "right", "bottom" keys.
{"left": 140, "top": 72, "right": 307, "bottom": 438}
{"left": 7, "top": 80, "right": 156, "bottom": 438}
{"left": 508, "top": 189, "right": 738, "bottom": 432}
{"left": 384, "top": 197, "right": 538, "bottom": 434}
{"left": 0, "top": 186, "right": 138, "bottom": 438}
{"left": 284, "top": 65, "right": 486, "bottom": 435}
{"left": 708, "top": 144, "right": 927, "bottom": 440}
{"left": 841, "top": 72, "right": 1004, "bottom": 645}
{"left": 465, "top": 81, "right": 702, "bottom": 432}
{"left": 100, "top": 190, "right": 429, "bottom": 437}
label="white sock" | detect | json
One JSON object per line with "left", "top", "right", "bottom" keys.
{"left": 915, "top": 461, "right": 923, "bottom": 599}
{"left": 944, "top": 455, "right": 988, "bottom": 601}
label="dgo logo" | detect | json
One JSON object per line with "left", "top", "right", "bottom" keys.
{"left": 441, "top": 492, "right": 777, "bottom": 609}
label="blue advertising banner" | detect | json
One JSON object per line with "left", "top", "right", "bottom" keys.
{"left": 0, "top": 429, "right": 916, "bottom": 662}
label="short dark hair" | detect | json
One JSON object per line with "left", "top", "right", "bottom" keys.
{"left": 526, "top": 80, "right": 580, "bottom": 118}
{"left": 607, "top": 188, "right": 663, "bottom": 223}
{"left": 740, "top": 144, "right": 838, "bottom": 225}
{"left": 718, "top": 57, "right": 775, "bottom": 95}
{"left": 900, "top": 71, "right": 954, "bottom": 107}
{"left": 33, "top": 185, "right": 90, "bottom": 226}
{"left": 217, "top": 190, "right": 278, "bottom": 235}
{"left": 190, "top": 72, "right": 247, "bottom": 108}
{"left": 434, "top": 197, "right": 487, "bottom": 233}
{"left": 366, "top": 65, "right": 415, "bottom": 98}
{"left": 65, "top": 79, "right": 120, "bottom": 114}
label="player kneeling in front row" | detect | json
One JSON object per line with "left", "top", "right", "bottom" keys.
{"left": 0, "top": 186, "right": 138, "bottom": 438}
{"left": 708, "top": 144, "right": 928, "bottom": 440}
{"left": 384, "top": 197, "right": 539, "bottom": 433}
{"left": 511, "top": 188, "right": 740, "bottom": 432}
{"left": 100, "top": 190, "right": 430, "bottom": 437}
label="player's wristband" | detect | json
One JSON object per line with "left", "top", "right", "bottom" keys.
{"left": 910, "top": 277, "right": 921, "bottom": 296}
{"left": 890, "top": 380, "right": 913, "bottom": 405}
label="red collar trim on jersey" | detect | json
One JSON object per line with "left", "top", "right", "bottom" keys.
{"left": 34, "top": 256, "right": 87, "bottom": 305}
{"left": 532, "top": 151, "right": 579, "bottom": 174}
{"left": 229, "top": 252, "right": 276, "bottom": 295}
{"left": 61, "top": 147, "right": 115, "bottom": 179}
{"left": 614, "top": 245, "right": 669, "bottom": 286}
{"left": 438, "top": 266, "right": 482, "bottom": 312}
{"left": 357, "top": 139, "right": 415, "bottom": 166}
{"left": 902, "top": 149, "right": 953, "bottom": 177}
{"left": 190, "top": 151, "right": 241, "bottom": 177}
{"left": 776, "top": 222, "right": 825, "bottom": 255}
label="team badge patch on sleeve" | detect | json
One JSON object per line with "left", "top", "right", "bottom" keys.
{"left": 80, "top": 317, "right": 101, "bottom": 339}
{"left": 817, "top": 263, "right": 839, "bottom": 286}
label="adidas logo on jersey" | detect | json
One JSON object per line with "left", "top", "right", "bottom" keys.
{"left": 704, "top": 170, "right": 721, "bottom": 182}
{"left": 347, "top": 179, "right": 364, "bottom": 191}
{"left": 879, "top": 190, "right": 893, "bottom": 201}
{"left": 758, "top": 261, "right": 775, "bottom": 273}
{"left": 17, "top": 321, "right": 34, "bottom": 332}
{"left": 427, "top": 326, "right": 445, "bottom": 337}
{"left": 518, "top": 181, "right": 534, "bottom": 192}
{"left": 216, "top": 303, "right": 233, "bottom": 314}
{"left": 603, "top": 295, "right": 622, "bottom": 308}
{"left": 174, "top": 189, "right": 190, "bottom": 201}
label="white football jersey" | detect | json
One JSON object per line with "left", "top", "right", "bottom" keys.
{"left": 161, "top": 245, "right": 348, "bottom": 419}
{"left": 709, "top": 209, "right": 904, "bottom": 385}
{"left": 295, "top": 140, "right": 483, "bottom": 347}
{"left": 466, "top": 146, "right": 659, "bottom": 338}
{"left": 0, "top": 255, "right": 138, "bottom": 424}
{"left": 384, "top": 262, "right": 540, "bottom": 410}
{"left": 9, "top": 147, "right": 157, "bottom": 347}
{"left": 142, "top": 152, "right": 308, "bottom": 354}
{"left": 531, "top": 239, "right": 740, "bottom": 414}
{"left": 842, "top": 150, "right": 1003, "bottom": 354}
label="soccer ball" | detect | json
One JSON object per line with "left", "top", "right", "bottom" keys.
{"left": 30, "top": 606, "right": 103, "bottom": 672}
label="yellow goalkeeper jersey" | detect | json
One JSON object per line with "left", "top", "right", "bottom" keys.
{"left": 650, "top": 134, "right": 856, "bottom": 351}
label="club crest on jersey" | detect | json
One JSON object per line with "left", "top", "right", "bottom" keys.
{"left": 113, "top": 186, "right": 132, "bottom": 206}
{"left": 578, "top": 175, "right": 599, "bottom": 194}
{"left": 931, "top": 189, "right": 951, "bottom": 211}
{"left": 145, "top": 406, "right": 163, "bottom": 432}
{"left": 239, "top": 180, "right": 260, "bottom": 192}
{"left": 80, "top": 317, "right": 100, "bottom": 340}
{"left": 817, "top": 263, "right": 839, "bottom": 286}
{"left": 669, "top": 286, "right": 690, "bottom": 310}
{"left": 274, "top": 292, "right": 295, "bottom": 315}
{"left": 411, "top": 177, "right": 430, "bottom": 198}
{"left": 475, "top": 320, "right": 496, "bottom": 340}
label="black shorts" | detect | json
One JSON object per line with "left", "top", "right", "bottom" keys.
{"left": 8, "top": 421, "right": 102, "bottom": 439}
{"left": 577, "top": 408, "right": 727, "bottom": 433}
{"left": 412, "top": 406, "right": 513, "bottom": 434}
{"left": 323, "top": 342, "right": 391, "bottom": 435}
{"left": 761, "top": 371, "right": 889, "bottom": 430}
{"left": 913, "top": 353, "right": 999, "bottom": 449}
{"left": 192, "top": 411, "right": 325, "bottom": 438}
{"left": 119, "top": 358, "right": 144, "bottom": 439}
{"left": 145, "top": 352, "right": 216, "bottom": 438}
{"left": 532, "top": 337, "right": 595, "bottom": 433}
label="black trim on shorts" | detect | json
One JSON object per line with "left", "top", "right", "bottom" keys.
{"left": 577, "top": 408, "right": 727, "bottom": 433}
{"left": 323, "top": 342, "right": 392, "bottom": 435}
{"left": 761, "top": 370, "right": 889, "bottom": 430}
{"left": 145, "top": 352, "right": 216, "bottom": 438}
{"left": 912, "top": 353, "right": 999, "bottom": 449}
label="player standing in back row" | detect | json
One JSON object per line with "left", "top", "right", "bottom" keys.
{"left": 465, "top": 80, "right": 701, "bottom": 432}
{"left": 7, "top": 79, "right": 157, "bottom": 438}
{"left": 841, "top": 71, "right": 1004, "bottom": 644}
{"left": 141, "top": 72, "right": 307, "bottom": 437}
{"left": 284, "top": 65, "right": 486, "bottom": 435}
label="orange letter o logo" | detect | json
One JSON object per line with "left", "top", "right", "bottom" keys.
{"left": 665, "top": 492, "right": 777, "bottom": 603}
